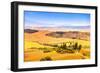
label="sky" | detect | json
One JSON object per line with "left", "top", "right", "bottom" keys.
{"left": 24, "top": 11, "right": 90, "bottom": 28}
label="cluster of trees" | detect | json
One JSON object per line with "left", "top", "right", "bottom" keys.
{"left": 39, "top": 42, "right": 82, "bottom": 61}
{"left": 53, "top": 42, "right": 82, "bottom": 53}
{"left": 38, "top": 42, "right": 82, "bottom": 54}
{"left": 73, "top": 42, "right": 82, "bottom": 52}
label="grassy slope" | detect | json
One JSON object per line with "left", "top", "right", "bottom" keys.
{"left": 24, "top": 31, "right": 90, "bottom": 62}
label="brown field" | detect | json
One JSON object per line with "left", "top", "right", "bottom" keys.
{"left": 24, "top": 29, "right": 90, "bottom": 62}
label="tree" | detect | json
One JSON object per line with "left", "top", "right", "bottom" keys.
{"left": 78, "top": 45, "right": 82, "bottom": 52}
{"left": 73, "top": 42, "right": 78, "bottom": 50}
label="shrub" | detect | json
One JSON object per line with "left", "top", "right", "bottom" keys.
{"left": 40, "top": 57, "right": 52, "bottom": 61}
{"left": 52, "top": 44, "right": 58, "bottom": 47}
{"left": 43, "top": 50, "right": 51, "bottom": 53}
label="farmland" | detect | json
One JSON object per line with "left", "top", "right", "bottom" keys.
{"left": 24, "top": 29, "right": 90, "bottom": 62}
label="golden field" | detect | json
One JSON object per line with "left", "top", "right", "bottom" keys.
{"left": 24, "top": 30, "right": 90, "bottom": 62}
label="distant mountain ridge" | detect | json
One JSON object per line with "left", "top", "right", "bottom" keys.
{"left": 25, "top": 25, "right": 90, "bottom": 29}
{"left": 56, "top": 25, "right": 90, "bottom": 29}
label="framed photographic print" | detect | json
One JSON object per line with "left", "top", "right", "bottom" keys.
{"left": 11, "top": 1, "right": 97, "bottom": 71}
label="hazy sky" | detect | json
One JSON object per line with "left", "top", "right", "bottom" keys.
{"left": 24, "top": 11, "right": 90, "bottom": 27}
